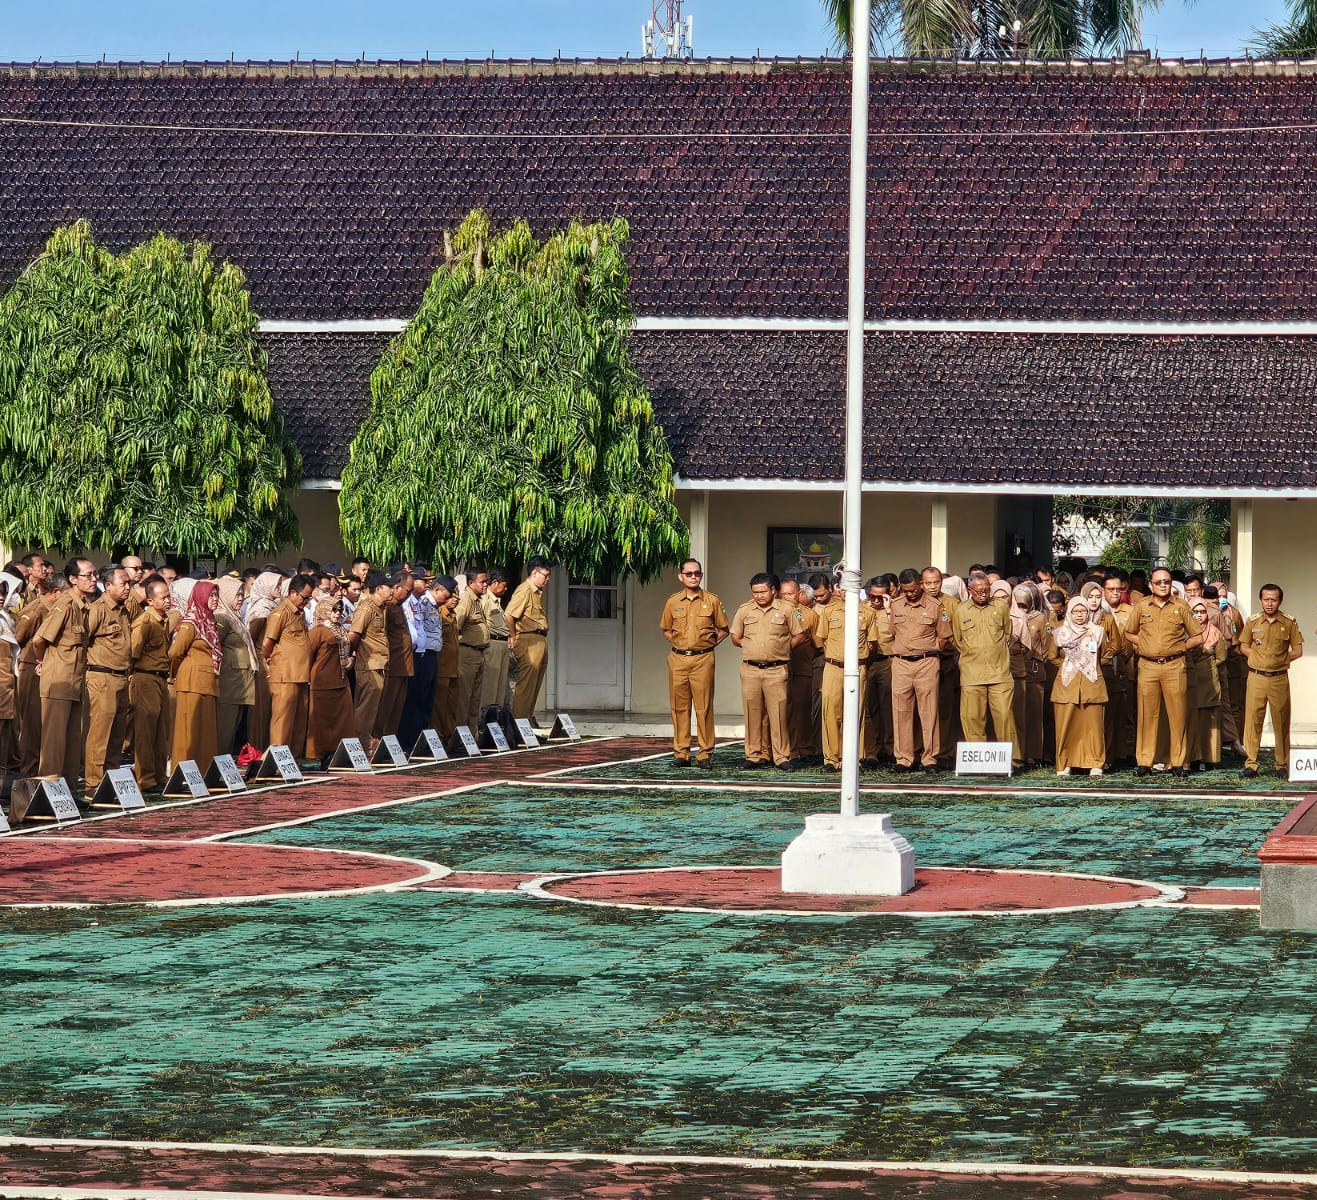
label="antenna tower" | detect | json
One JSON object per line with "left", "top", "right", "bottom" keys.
{"left": 642, "top": 1, "right": 694, "bottom": 59}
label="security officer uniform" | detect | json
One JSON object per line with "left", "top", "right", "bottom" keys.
{"left": 875, "top": 592, "right": 950, "bottom": 769}
{"left": 507, "top": 578, "right": 550, "bottom": 723}
{"left": 1239, "top": 608, "right": 1303, "bottom": 773}
{"left": 83, "top": 590, "right": 132, "bottom": 791}
{"left": 1124, "top": 594, "right": 1202, "bottom": 770}
{"left": 130, "top": 605, "right": 173, "bottom": 792}
{"left": 731, "top": 596, "right": 800, "bottom": 767}
{"left": 813, "top": 597, "right": 878, "bottom": 770}
{"left": 659, "top": 586, "right": 729, "bottom": 766}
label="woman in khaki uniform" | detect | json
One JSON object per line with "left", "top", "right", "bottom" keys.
{"left": 1186, "top": 599, "right": 1226, "bottom": 771}
{"left": 308, "top": 599, "right": 356, "bottom": 762}
{"left": 1005, "top": 582, "right": 1048, "bottom": 766}
{"left": 215, "top": 576, "right": 257, "bottom": 758}
{"left": 170, "top": 581, "right": 222, "bottom": 774}
{"left": 1048, "top": 596, "right": 1109, "bottom": 775}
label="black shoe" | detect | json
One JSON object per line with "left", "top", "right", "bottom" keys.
{"left": 1242, "top": 766, "right": 1259, "bottom": 779}
{"left": 893, "top": 763, "right": 913, "bottom": 774}
{"left": 1171, "top": 767, "right": 1189, "bottom": 778}
{"left": 672, "top": 757, "right": 691, "bottom": 768}
{"left": 823, "top": 762, "right": 841, "bottom": 773}
{"left": 742, "top": 759, "right": 769, "bottom": 770}
{"left": 805, "top": 754, "right": 825, "bottom": 767}
{"left": 1278, "top": 767, "right": 1290, "bottom": 780}
{"left": 1136, "top": 766, "right": 1152, "bottom": 777}
{"left": 777, "top": 758, "right": 804, "bottom": 771}
{"left": 695, "top": 758, "right": 713, "bottom": 771}
{"left": 860, "top": 757, "right": 879, "bottom": 769}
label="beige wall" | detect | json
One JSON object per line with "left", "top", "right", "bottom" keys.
{"left": 629, "top": 489, "right": 1009, "bottom": 717}
{"left": 280, "top": 488, "right": 347, "bottom": 569}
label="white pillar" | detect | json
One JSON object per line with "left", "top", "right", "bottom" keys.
{"left": 689, "top": 489, "right": 709, "bottom": 585}
{"left": 930, "top": 498, "right": 948, "bottom": 573}
{"left": 1233, "top": 499, "right": 1253, "bottom": 614}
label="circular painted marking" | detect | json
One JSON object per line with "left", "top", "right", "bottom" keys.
{"left": 0, "top": 837, "right": 449, "bottom": 908}
{"left": 521, "top": 864, "right": 1184, "bottom": 918}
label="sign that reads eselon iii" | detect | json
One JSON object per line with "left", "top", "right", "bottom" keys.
{"left": 955, "top": 742, "right": 1013, "bottom": 776}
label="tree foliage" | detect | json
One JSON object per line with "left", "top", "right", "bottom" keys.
{"left": 1054, "top": 495, "right": 1230, "bottom": 575}
{"left": 1249, "top": 0, "right": 1317, "bottom": 59}
{"left": 339, "top": 210, "right": 689, "bottom": 581}
{"left": 0, "top": 220, "right": 302, "bottom": 557}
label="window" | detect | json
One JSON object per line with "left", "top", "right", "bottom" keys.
{"left": 568, "top": 574, "right": 618, "bottom": 619}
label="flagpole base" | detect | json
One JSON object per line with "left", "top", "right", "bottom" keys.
{"left": 780, "top": 812, "right": 915, "bottom": 896}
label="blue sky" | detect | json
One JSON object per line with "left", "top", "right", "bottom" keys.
{"left": 1, "top": 0, "right": 1290, "bottom": 64}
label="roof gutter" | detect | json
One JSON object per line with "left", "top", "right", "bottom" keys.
{"left": 674, "top": 477, "right": 1317, "bottom": 499}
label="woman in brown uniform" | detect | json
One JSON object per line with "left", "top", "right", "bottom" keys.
{"left": 1006, "top": 581, "right": 1048, "bottom": 766}
{"left": 1187, "top": 599, "right": 1225, "bottom": 772}
{"left": 308, "top": 598, "right": 356, "bottom": 763}
{"left": 1049, "top": 595, "right": 1109, "bottom": 776}
{"left": 170, "top": 580, "right": 222, "bottom": 774}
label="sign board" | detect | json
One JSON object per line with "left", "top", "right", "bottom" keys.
{"left": 329, "top": 738, "right": 373, "bottom": 773}
{"left": 411, "top": 729, "right": 448, "bottom": 761}
{"left": 955, "top": 741, "right": 1013, "bottom": 776}
{"left": 447, "top": 726, "right": 482, "bottom": 759}
{"left": 372, "top": 734, "right": 409, "bottom": 768}
{"left": 251, "top": 745, "right": 304, "bottom": 782}
{"left": 480, "top": 721, "right": 511, "bottom": 753}
{"left": 163, "top": 759, "right": 210, "bottom": 799}
{"left": 90, "top": 767, "right": 145, "bottom": 811}
{"left": 514, "top": 718, "right": 540, "bottom": 749}
{"left": 205, "top": 754, "right": 248, "bottom": 793}
{"left": 0, "top": 805, "right": 8, "bottom": 832}
{"left": 549, "top": 713, "right": 580, "bottom": 742}
{"left": 38, "top": 777, "right": 82, "bottom": 823}
{"left": 1289, "top": 749, "right": 1317, "bottom": 781}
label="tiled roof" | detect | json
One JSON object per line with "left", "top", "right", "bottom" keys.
{"left": 267, "top": 328, "right": 1317, "bottom": 489}
{"left": 5, "top": 62, "right": 1317, "bottom": 320}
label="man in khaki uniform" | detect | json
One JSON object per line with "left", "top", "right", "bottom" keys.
{"left": 480, "top": 569, "right": 513, "bottom": 710}
{"left": 350, "top": 572, "right": 392, "bottom": 750}
{"left": 874, "top": 568, "right": 951, "bottom": 772}
{"left": 83, "top": 564, "right": 133, "bottom": 792}
{"left": 813, "top": 581, "right": 879, "bottom": 772}
{"left": 454, "top": 570, "right": 490, "bottom": 734}
{"left": 262, "top": 575, "right": 315, "bottom": 759}
{"left": 1239, "top": 583, "right": 1303, "bottom": 778}
{"left": 731, "top": 573, "right": 805, "bottom": 768}
{"left": 1124, "top": 566, "right": 1203, "bottom": 776}
{"left": 131, "top": 577, "right": 173, "bottom": 792}
{"left": 951, "top": 573, "right": 1020, "bottom": 767}
{"left": 923, "top": 567, "right": 962, "bottom": 768}
{"left": 379, "top": 570, "right": 415, "bottom": 738}
{"left": 778, "top": 579, "right": 819, "bottom": 764}
{"left": 863, "top": 577, "right": 895, "bottom": 766}
{"left": 33, "top": 557, "right": 96, "bottom": 787}
{"left": 508, "top": 558, "right": 551, "bottom": 724}
{"left": 1101, "top": 572, "right": 1135, "bottom": 767}
{"left": 659, "top": 559, "right": 728, "bottom": 769}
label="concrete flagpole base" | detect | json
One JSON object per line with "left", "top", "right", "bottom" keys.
{"left": 780, "top": 812, "right": 916, "bottom": 896}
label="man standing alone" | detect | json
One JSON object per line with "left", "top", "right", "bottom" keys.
{"left": 660, "top": 559, "right": 728, "bottom": 770}
{"left": 1239, "top": 584, "right": 1303, "bottom": 779}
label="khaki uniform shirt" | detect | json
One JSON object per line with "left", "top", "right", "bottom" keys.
{"left": 436, "top": 607, "right": 460, "bottom": 680}
{"left": 265, "top": 598, "right": 311, "bottom": 684}
{"left": 731, "top": 598, "right": 799, "bottom": 662}
{"left": 1239, "top": 612, "right": 1303, "bottom": 671}
{"left": 875, "top": 592, "right": 951, "bottom": 657}
{"left": 36, "top": 590, "right": 90, "bottom": 700}
{"left": 812, "top": 597, "right": 879, "bottom": 663}
{"left": 951, "top": 598, "right": 1011, "bottom": 684}
{"left": 454, "top": 588, "right": 490, "bottom": 648}
{"left": 789, "top": 604, "right": 819, "bottom": 677}
{"left": 85, "top": 595, "right": 132, "bottom": 672}
{"left": 506, "top": 580, "right": 548, "bottom": 634}
{"left": 16, "top": 594, "right": 49, "bottom": 668}
{"left": 659, "top": 588, "right": 729, "bottom": 652}
{"left": 131, "top": 608, "right": 172, "bottom": 674}
{"left": 483, "top": 592, "right": 511, "bottom": 639}
{"left": 385, "top": 599, "right": 414, "bottom": 676}
{"left": 350, "top": 596, "right": 390, "bottom": 670}
{"left": 1124, "top": 596, "right": 1202, "bottom": 658}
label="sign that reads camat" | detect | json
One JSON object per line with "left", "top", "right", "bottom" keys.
{"left": 955, "top": 741, "right": 1013, "bottom": 776}
{"left": 1290, "top": 749, "right": 1317, "bottom": 781}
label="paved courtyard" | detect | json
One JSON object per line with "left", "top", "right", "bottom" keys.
{"left": 3, "top": 736, "right": 1317, "bottom": 1198}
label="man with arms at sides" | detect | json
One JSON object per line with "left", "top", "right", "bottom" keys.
{"left": 731, "top": 573, "right": 806, "bottom": 770}
{"left": 659, "top": 559, "right": 728, "bottom": 770}
{"left": 1239, "top": 584, "right": 1303, "bottom": 779}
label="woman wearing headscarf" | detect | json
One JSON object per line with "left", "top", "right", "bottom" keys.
{"left": 169, "top": 580, "right": 222, "bottom": 774}
{"left": 0, "top": 574, "right": 21, "bottom": 774}
{"left": 215, "top": 575, "right": 258, "bottom": 758}
{"left": 1008, "top": 581, "right": 1048, "bottom": 768}
{"left": 243, "top": 570, "right": 286, "bottom": 750}
{"left": 307, "top": 597, "right": 357, "bottom": 765}
{"left": 1186, "top": 598, "right": 1226, "bottom": 772}
{"left": 1048, "top": 596, "right": 1109, "bottom": 775}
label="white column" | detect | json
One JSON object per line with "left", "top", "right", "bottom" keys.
{"left": 689, "top": 489, "right": 709, "bottom": 584}
{"left": 930, "top": 498, "right": 948, "bottom": 573}
{"left": 1233, "top": 499, "right": 1253, "bottom": 614}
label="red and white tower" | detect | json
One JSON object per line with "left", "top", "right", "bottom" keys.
{"left": 641, "top": 1, "right": 694, "bottom": 58}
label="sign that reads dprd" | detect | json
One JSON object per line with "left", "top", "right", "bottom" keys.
{"left": 955, "top": 741, "right": 1013, "bottom": 776}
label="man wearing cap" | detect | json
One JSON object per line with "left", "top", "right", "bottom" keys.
{"left": 454, "top": 569, "right": 490, "bottom": 735}
{"left": 507, "top": 558, "right": 551, "bottom": 725}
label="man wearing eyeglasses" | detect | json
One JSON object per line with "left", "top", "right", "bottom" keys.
{"left": 659, "top": 558, "right": 728, "bottom": 769}
{"left": 32, "top": 557, "right": 97, "bottom": 791}
{"left": 1123, "top": 566, "right": 1204, "bottom": 777}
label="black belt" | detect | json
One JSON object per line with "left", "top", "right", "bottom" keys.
{"left": 1140, "top": 653, "right": 1186, "bottom": 664}
{"left": 896, "top": 652, "right": 939, "bottom": 662}
{"left": 520, "top": 629, "right": 548, "bottom": 637}
{"left": 672, "top": 646, "right": 714, "bottom": 656}
{"left": 87, "top": 665, "right": 128, "bottom": 676}
{"left": 744, "top": 660, "right": 788, "bottom": 669}
{"left": 461, "top": 643, "right": 487, "bottom": 652}
{"left": 1250, "top": 667, "right": 1289, "bottom": 677}
{"left": 489, "top": 634, "right": 510, "bottom": 642}
{"left": 870, "top": 653, "right": 890, "bottom": 662}
{"left": 136, "top": 668, "right": 169, "bottom": 679}
{"left": 825, "top": 657, "right": 870, "bottom": 668}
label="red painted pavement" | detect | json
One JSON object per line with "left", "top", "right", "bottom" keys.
{"left": 0, "top": 838, "right": 431, "bottom": 905}
{"left": 538, "top": 866, "right": 1168, "bottom": 913}
{"left": 0, "top": 1143, "right": 1313, "bottom": 1199}
{"left": 1181, "top": 887, "right": 1261, "bottom": 906}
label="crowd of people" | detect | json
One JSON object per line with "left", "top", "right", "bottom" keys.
{"left": 662, "top": 559, "right": 1302, "bottom": 779}
{"left": 0, "top": 553, "right": 553, "bottom": 803}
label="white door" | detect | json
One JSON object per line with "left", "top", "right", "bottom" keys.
{"left": 554, "top": 572, "right": 626, "bottom": 710}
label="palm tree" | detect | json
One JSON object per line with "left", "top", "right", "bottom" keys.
{"left": 822, "top": 0, "right": 1145, "bottom": 57}
{"left": 1250, "top": 0, "right": 1317, "bottom": 57}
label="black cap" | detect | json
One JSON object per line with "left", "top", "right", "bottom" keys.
{"left": 433, "top": 574, "right": 458, "bottom": 593}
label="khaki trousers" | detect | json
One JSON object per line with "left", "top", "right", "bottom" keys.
{"left": 1136, "top": 657, "right": 1189, "bottom": 769}
{"left": 863, "top": 657, "right": 894, "bottom": 760}
{"left": 480, "top": 640, "right": 512, "bottom": 710}
{"left": 84, "top": 671, "right": 129, "bottom": 790}
{"left": 740, "top": 663, "right": 790, "bottom": 765}
{"left": 937, "top": 653, "right": 962, "bottom": 765}
{"left": 668, "top": 649, "right": 716, "bottom": 762}
{"left": 961, "top": 680, "right": 1020, "bottom": 766}
{"left": 1244, "top": 670, "right": 1291, "bottom": 771}
{"left": 354, "top": 666, "right": 387, "bottom": 743}
{"left": 39, "top": 692, "right": 84, "bottom": 787}
{"left": 1010, "top": 670, "right": 1043, "bottom": 763}
{"left": 1216, "top": 661, "right": 1241, "bottom": 747}
{"left": 269, "top": 681, "right": 309, "bottom": 758}
{"left": 131, "top": 674, "right": 171, "bottom": 791}
{"left": 1103, "top": 670, "right": 1134, "bottom": 764}
{"left": 17, "top": 663, "right": 40, "bottom": 776}
{"left": 511, "top": 634, "right": 548, "bottom": 722}
{"left": 821, "top": 661, "right": 871, "bottom": 769}
{"left": 787, "top": 670, "right": 818, "bottom": 758}
{"left": 377, "top": 674, "right": 408, "bottom": 738}
{"left": 1055, "top": 700, "right": 1106, "bottom": 771}
{"left": 891, "top": 656, "right": 940, "bottom": 768}
{"left": 457, "top": 645, "right": 487, "bottom": 733}
{"left": 431, "top": 676, "right": 461, "bottom": 739}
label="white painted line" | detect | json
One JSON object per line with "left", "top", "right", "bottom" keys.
{"left": 516, "top": 864, "right": 1185, "bottom": 919}
{"left": 3, "top": 1135, "right": 1316, "bottom": 1187}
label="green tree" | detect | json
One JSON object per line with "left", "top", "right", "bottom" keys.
{"left": 1054, "top": 496, "right": 1230, "bottom": 575}
{"left": 0, "top": 220, "right": 301, "bottom": 557}
{"left": 1249, "top": 0, "right": 1317, "bottom": 58}
{"left": 339, "top": 210, "right": 688, "bottom": 581}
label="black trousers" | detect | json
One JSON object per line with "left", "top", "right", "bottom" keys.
{"left": 398, "top": 651, "right": 438, "bottom": 749}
